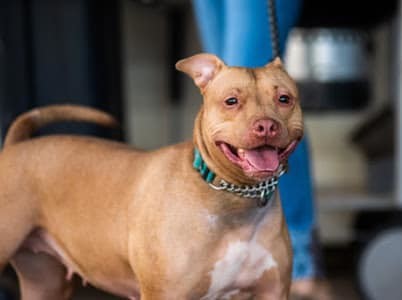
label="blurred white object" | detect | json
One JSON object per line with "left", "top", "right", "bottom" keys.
{"left": 285, "top": 28, "right": 369, "bottom": 82}
{"left": 285, "top": 28, "right": 370, "bottom": 111}
{"left": 358, "top": 228, "right": 402, "bottom": 300}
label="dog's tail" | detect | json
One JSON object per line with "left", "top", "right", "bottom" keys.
{"left": 3, "top": 105, "right": 119, "bottom": 147}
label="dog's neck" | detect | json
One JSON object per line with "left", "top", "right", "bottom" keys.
{"left": 192, "top": 147, "right": 286, "bottom": 207}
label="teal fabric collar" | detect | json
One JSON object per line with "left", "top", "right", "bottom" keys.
{"left": 193, "top": 148, "right": 216, "bottom": 183}
{"left": 192, "top": 148, "right": 287, "bottom": 207}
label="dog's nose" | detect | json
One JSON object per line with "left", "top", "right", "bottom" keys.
{"left": 252, "top": 119, "right": 280, "bottom": 138}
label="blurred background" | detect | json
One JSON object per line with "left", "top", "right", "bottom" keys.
{"left": 1, "top": 0, "right": 402, "bottom": 299}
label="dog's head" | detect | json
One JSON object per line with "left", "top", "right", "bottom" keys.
{"left": 176, "top": 53, "right": 303, "bottom": 184}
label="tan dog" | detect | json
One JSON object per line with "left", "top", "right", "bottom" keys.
{"left": 0, "top": 53, "right": 302, "bottom": 300}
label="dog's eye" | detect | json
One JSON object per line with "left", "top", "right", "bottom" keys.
{"left": 224, "top": 97, "right": 238, "bottom": 106}
{"left": 278, "top": 94, "right": 291, "bottom": 105}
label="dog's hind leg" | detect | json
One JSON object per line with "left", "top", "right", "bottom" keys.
{"left": 11, "top": 250, "right": 74, "bottom": 300}
{"left": 0, "top": 198, "right": 36, "bottom": 274}
{"left": 0, "top": 166, "right": 42, "bottom": 275}
{"left": 0, "top": 162, "right": 73, "bottom": 299}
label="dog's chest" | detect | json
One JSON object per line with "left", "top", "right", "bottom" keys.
{"left": 200, "top": 211, "right": 278, "bottom": 299}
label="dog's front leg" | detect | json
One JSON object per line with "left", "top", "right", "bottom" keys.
{"left": 253, "top": 265, "right": 291, "bottom": 300}
{"left": 255, "top": 287, "right": 289, "bottom": 300}
{"left": 140, "top": 288, "right": 186, "bottom": 300}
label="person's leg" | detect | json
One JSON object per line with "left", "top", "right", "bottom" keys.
{"left": 279, "top": 138, "right": 318, "bottom": 279}
{"left": 192, "top": 0, "right": 303, "bottom": 66}
{"left": 223, "top": 0, "right": 271, "bottom": 67}
{"left": 192, "top": 0, "right": 224, "bottom": 57}
{"left": 223, "top": 0, "right": 302, "bottom": 67}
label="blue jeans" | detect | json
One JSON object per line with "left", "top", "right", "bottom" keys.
{"left": 193, "top": 0, "right": 317, "bottom": 279}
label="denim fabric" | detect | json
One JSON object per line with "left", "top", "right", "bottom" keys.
{"left": 192, "top": 0, "right": 317, "bottom": 279}
{"left": 290, "top": 229, "right": 316, "bottom": 279}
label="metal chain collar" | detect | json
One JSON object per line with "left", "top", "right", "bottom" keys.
{"left": 209, "top": 164, "right": 287, "bottom": 207}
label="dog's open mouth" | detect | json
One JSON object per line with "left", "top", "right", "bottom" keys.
{"left": 217, "top": 140, "right": 298, "bottom": 177}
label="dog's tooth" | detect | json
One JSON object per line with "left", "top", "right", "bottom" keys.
{"left": 238, "top": 148, "right": 245, "bottom": 157}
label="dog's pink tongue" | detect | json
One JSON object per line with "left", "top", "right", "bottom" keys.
{"left": 243, "top": 147, "right": 279, "bottom": 171}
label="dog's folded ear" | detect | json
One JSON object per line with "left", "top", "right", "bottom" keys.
{"left": 176, "top": 53, "right": 225, "bottom": 90}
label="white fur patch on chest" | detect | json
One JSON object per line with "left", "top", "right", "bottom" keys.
{"left": 201, "top": 240, "right": 277, "bottom": 299}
